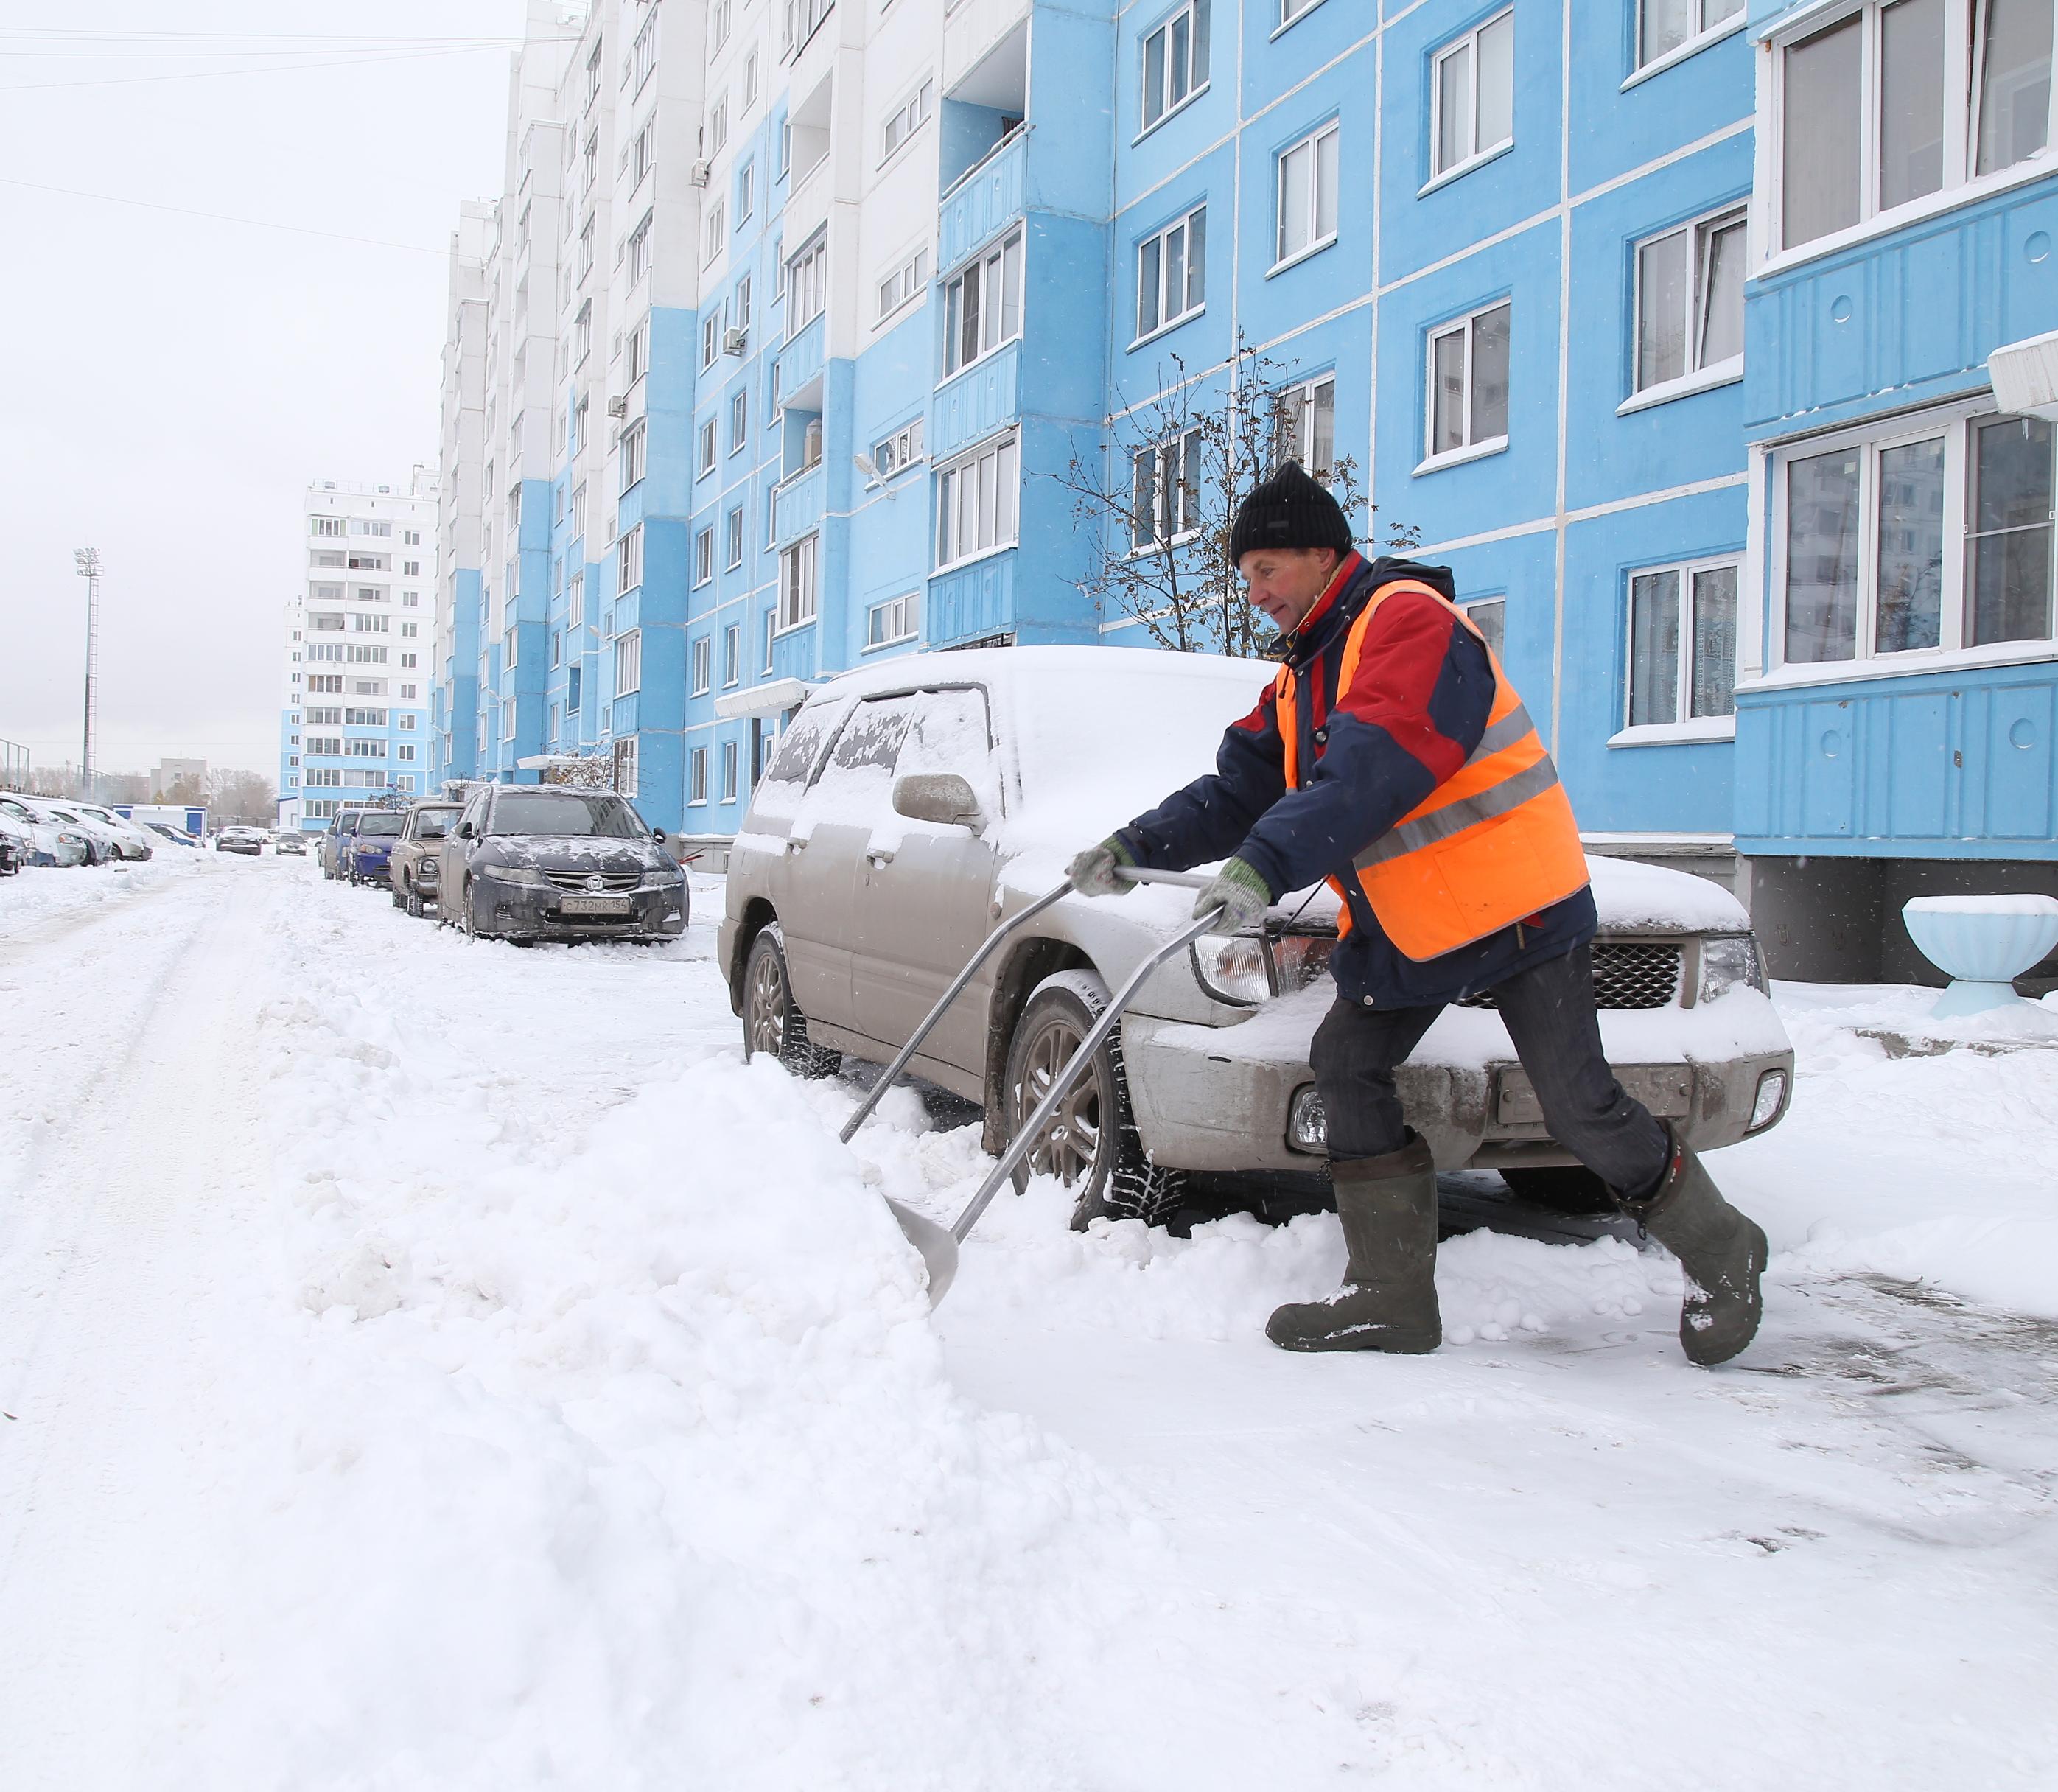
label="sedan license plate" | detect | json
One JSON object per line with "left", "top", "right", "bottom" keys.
{"left": 558, "top": 894, "right": 631, "bottom": 917}
{"left": 1495, "top": 1063, "right": 1693, "bottom": 1127}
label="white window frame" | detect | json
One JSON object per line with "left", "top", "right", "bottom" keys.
{"left": 619, "top": 522, "right": 643, "bottom": 593}
{"left": 1277, "top": 0, "right": 1326, "bottom": 27}
{"left": 865, "top": 590, "right": 922, "bottom": 649}
{"left": 1762, "top": 398, "right": 2058, "bottom": 692}
{"left": 1765, "top": 0, "right": 2057, "bottom": 267}
{"left": 876, "top": 245, "right": 929, "bottom": 323}
{"left": 1617, "top": 555, "right": 1743, "bottom": 742}
{"left": 1273, "top": 122, "right": 1340, "bottom": 271}
{"left": 1625, "top": 203, "right": 1749, "bottom": 411}
{"left": 703, "top": 201, "right": 726, "bottom": 267}
{"left": 620, "top": 419, "right": 647, "bottom": 493}
{"left": 1631, "top": 0, "right": 1746, "bottom": 80}
{"left": 935, "top": 431, "right": 1021, "bottom": 570}
{"left": 1275, "top": 373, "right": 1337, "bottom": 479}
{"left": 721, "top": 740, "right": 739, "bottom": 803}
{"left": 942, "top": 228, "right": 1024, "bottom": 378}
{"left": 1420, "top": 300, "right": 1512, "bottom": 472}
{"left": 1130, "top": 427, "right": 1203, "bottom": 551}
{"left": 725, "top": 505, "right": 746, "bottom": 570}
{"left": 724, "top": 623, "right": 742, "bottom": 685}
{"left": 869, "top": 416, "right": 925, "bottom": 482}
{"left": 699, "top": 417, "right": 719, "bottom": 477}
{"left": 731, "top": 388, "right": 750, "bottom": 454}
{"left": 1140, "top": 0, "right": 1211, "bottom": 137}
{"left": 616, "top": 628, "right": 643, "bottom": 696}
{"left": 628, "top": 212, "right": 653, "bottom": 284}
{"left": 692, "top": 634, "right": 712, "bottom": 694}
{"left": 786, "top": 232, "right": 828, "bottom": 335}
{"left": 694, "top": 527, "right": 715, "bottom": 588}
{"left": 881, "top": 77, "right": 936, "bottom": 164}
{"left": 1427, "top": 10, "right": 1516, "bottom": 187}
{"left": 702, "top": 312, "right": 721, "bottom": 369}
{"left": 689, "top": 746, "right": 709, "bottom": 805}
{"left": 1134, "top": 204, "right": 1207, "bottom": 346}
{"left": 779, "top": 533, "right": 820, "bottom": 631}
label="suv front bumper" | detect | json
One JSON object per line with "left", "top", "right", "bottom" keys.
{"left": 1120, "top": 984, "right": 1795, "bottom": 1175}
{"left": 475, "top": 880, "right": 688, "bottom": 940}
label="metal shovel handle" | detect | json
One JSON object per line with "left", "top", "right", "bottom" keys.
{"left": 944, "top": 908, "right": 1221, "bottom": 1245}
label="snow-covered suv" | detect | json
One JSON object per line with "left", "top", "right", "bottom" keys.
{"left": 720, "top": 648, "right": 1795, "bottom": 1224}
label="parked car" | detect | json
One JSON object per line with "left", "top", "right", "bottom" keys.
{"left": 66, "top": 802, "right": 155, "bottom": 860}
{"left": 144, "top": 822, "right": 202, "bottom": 849}
{"left": 215, "top": 825, "right": 267, "bottom": 855}
{"left": 320, "top": 810, "right": 363, "bottom": 879}
{"left": 0, "top": 796, "right": 86, "bottom": 867}
{"left": 343, "top": 810, "right": 406, "bottom": 884}
{"left": 718, "top": 648, "right": 1796, "bottom": 1227}
{"left": 440, "top": 785, "right": 687, "bottom": 944}
{"left": 274, "top": 831, "right": 308, "bottom": 856}
{"left": 0, "top": 813, "right": 24, "bottom": 875}
{"left": 23, "top": 798, "right": 124, "bottom": 865}
{"left": 388, "top": 801, "right": 463, "bottom": 917}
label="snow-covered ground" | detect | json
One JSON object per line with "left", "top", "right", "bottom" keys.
{"left": 1, "top": 853, "right": 2054, "bottom": 1788}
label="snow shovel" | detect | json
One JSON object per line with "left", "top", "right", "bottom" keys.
{"left": 849, "top": 867, "right": 1222, "bottom": 1303}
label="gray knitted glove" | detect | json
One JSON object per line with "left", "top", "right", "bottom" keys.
{"left": 1191, "top": 857, "right": 1274, "bottom": 935}
{"left": 1066, "top": 835, "right": 1136, "bottom": 897}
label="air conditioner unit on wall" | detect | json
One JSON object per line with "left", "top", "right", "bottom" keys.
{"left": 690, "top": 159, "right": 711, "bottom": 187}
{"left": 1989, "top": 330, "right": 2058, "bottom": 421}
{"left": 606, "top": 395, "right": 628, "bottom": 418}
{"left": 723, "top": 327, "right": 747, "bottom": 354}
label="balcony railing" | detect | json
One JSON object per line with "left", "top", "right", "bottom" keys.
{"left": 939, "top": 125, "right": 1026, "bottom": 273}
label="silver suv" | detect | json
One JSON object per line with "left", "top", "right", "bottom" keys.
{"left": 720, "top": 648, "right": 1794, "bottom": 1223}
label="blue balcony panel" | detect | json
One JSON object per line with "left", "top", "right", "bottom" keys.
{"left": 1735, "top": 661, "right": 2058, "bottom": 856}
{"left": 774, "top": 465, "right": 827, "bottom": 545}
{"left": 611, "top": 692, "right": 639, "bottom": 735}
{"left": 771, "top": 621, "right": 818, "bottom": 682}
{"left": 939, "top": 129, "right": 1026, "bottom": 271}
{"left": 774, "top": 312, "right": 826, "bottom": 407}
{"left": 928, "top": 550, "right": 1015, "bottom": 644}
{"left": 931, "top": 344, "right": 1021, "bottom": 461}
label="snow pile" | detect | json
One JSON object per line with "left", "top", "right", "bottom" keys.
{"left": 0, "top": 848, "right": 208, "bottom": 934}
{"left": 186, "top": 899, "right": 1196, "bottom": 1791}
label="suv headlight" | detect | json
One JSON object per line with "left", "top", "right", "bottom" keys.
{"left": 482, "top": 864, "right": 545, "bottom": 886}
{"left": 1698, "top": 934, "right": 1768, "bottom": 1003}
{"left": 1191, "top": 931, "right": 1337, "bottom": 1004}
{"left": 643, "top": 863, "right": 685, "bottom": 888}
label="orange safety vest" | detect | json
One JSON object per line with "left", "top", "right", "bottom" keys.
{"left": 1275, "top": 578, "right": 1590, "bottom": 962}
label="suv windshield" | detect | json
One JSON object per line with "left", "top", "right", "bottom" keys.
{"left": 489, "top": 793, "right": 642, "bottom": 838}
{"left": 411, "top": 808, "right": 461, "bottom": 840}
{"left": 356, "top": 813, "right": 405, "bottom": 837}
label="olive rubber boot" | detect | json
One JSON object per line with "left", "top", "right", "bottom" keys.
{"left": 1621, "top": 1123, "right": 1768, "bottom": 1367}
{"left": 1266, "top": 1133, "right": 1441, "bottom": 1354}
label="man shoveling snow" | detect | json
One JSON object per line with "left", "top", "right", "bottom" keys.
{"left": 1067, "top": 463, "right": 1767, "bottom": 1366}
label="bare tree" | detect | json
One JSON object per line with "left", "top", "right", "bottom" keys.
{"left": 1057, "top": 335, "right": 1417, "bottom": 657}
{"left": 539, "top": 752, "right": 615, "bottom": 789}
{"left": 206, "top": 769, "right": 276, "bottom": 826}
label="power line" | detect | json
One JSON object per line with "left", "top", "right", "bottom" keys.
{"left": 0, "top": 177, "right": 449, "bottom": 257}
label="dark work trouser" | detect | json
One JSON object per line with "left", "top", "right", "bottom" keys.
{"left": 1309, "top": 942, "right": 1670, "bottom": 1201}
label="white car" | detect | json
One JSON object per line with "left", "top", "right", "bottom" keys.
{"left": 0, "top": 795, "right": 88, "bottom": 867}
{"left": 66, "top": 802, "right": 155, "bottom": 860}
{"left": 20, "top": 798, "right": 125, "bottom": 866}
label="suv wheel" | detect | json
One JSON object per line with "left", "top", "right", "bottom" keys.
{"left": 390, "top": 875, "right": 407, "bottom": 911}
{"left": 743, "top": 923, "right": 841, "bottom": 1079}
{"left": 460, "top": 880, "right": 480, "bottom": 940}
{"left": 405, "top": 879, "right": 426, "bottom": 920}
{"left": 1499, "top": 1165, "right": 1617, "bottom": 1217}
{"left": 1003, "top": 969, "right": 1186, "bottom": 1231}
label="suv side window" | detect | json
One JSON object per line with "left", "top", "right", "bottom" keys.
{"left": 748, "top": 694, "right": 852, "bottom": 825}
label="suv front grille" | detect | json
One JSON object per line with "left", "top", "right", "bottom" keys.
{"left": 1458, "top": 941, "right": 1681, "bottom": 1011}
{"left": 542, "top": 868, "right": 641, "bottom": 892}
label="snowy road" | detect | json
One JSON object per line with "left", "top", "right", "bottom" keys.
{"left": 1, "top": 853, "right": 2054, "bottom": 1788}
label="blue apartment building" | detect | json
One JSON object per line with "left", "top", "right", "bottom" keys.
{"left": 433, "top": 0, "right": 2057, "bottom": 977}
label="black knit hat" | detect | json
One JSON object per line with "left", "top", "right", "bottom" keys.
{"left": 1228, "top": 461, "right": 1352, "bottom": 564}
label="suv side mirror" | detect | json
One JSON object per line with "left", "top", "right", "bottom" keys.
{"left": 651, "top": 828, "right": 667, "bottom": 844}
{"left": 892, "top": 772, "right": 985, "bottom": 831}
{"left": 456, "top": 820, "right": 475, "bottom": 840}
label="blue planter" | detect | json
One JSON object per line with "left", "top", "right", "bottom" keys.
{"left": 1901, "top": 896, "right": 2058, "bottom": 1018}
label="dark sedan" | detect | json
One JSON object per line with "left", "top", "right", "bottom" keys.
{"left": 344, "top": 811, "right": 405, "bottom": 884}
{"left": 440, "top": 786, "right": 687, "bottom": 945}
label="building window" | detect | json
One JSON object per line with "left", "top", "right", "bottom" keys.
{"left": 574, "top": 396, "right": 589, "bottom": 452}
{"left": 620, "top": 420, "right": 646, "bottom": 491}
{"left": 1639, "top": 0, "right": 1744, "bottom": 69}
{"left": 779, "top": 533, "right": 819, "bottom": 629}
{"left": 942, "top": 228, "right": 1023, "bottom": 377}
{"left": 1634, "top": 206, "right": 1747, "bottom": 397}
{"left": 690, "top": 746, "right": 709, "bottom": 804}
{"left": 1131, "top": 428, "right": 1203, "bottom": 550}
{"left": 1628, "top": 560, "right": 1739, "bottom": 725}
{"left": 695, "top": 527, "right": 715, "bottom": 587}
{"left": 735, "top": 273, "right": 752, "bottom": 335}
{"left": 626, "top": 315, "right": 650, "bottom": 385}
{"left": 1776, "top": 0, "right": 2054, "bottom": 254}
{"left": 867, "top": 590, "right": 920, "bottom": 648}
{"left": 713, "top": 0, "right": 733, "bottom": 50}
{"left": 1141, "top": 1, "right": 1211, "bottom": 133}
{"left": 1780, "top": 407, "right": 2057, "bottom": 668}
{"left": 725, "top": 506, "right": 746, "bottom": 568}
{"left": 1431, "top": 11, "right": 1514, "bottom": 181}
{"left": 703, "top": 312, "right": 721, "bottom": 368}
{"left": 877, "top": 245, "right": 929, "bottom": 322}
{"left": 1424, "top": 301, "right": 1512, "bottom": 463}
{"left": 616, "top": 628, "right": 643, "bottom": 695}
{"left": 1275, "top": 123, "right": 1340, "bottom": 266}
{"left": 630, "top": 13, "right": 656, "bottom": 89}
{"left": 693, "top": 634, "right": 712, "bottom": 694}
{"left": 629, "top": 113, "right": 656, "bottom": 187}
{"left": 883, "top": 77, "right": 935, "bottom": 161}
{"left": 568, "top": 573, "right": 584, "bottom": 627}
{"left": 738, "top": 160, "right": 755, "bottom": 223}
{"left": 731, "top": 388, "right": 749, "bottom": 452}
{"left": 724, "top": 622, "right": 742, "bottom": 684}
{"left": 870, "top": 416, "right": 925, "bottom": 481}
{"left": 568, "top": 664, "right": 583, "bottom": 712}
{"left": 936, "top": 433, "right": 1021, "bottom": 568}
{"left": 709, "top": 99, "right": 729, "bottom": 155}
{"left": 704, "top": 202, "right": 727, "bottom": 267}
{"left": 763, "top": 606, "right": 777, "bottom": 671}
{"left": 744, "top": 50, "right": 760, "bottom": 108}
{"left": 786, "top": 233, "right": 828, "bottom": 333}
{"left": 1135, "top": 204, "right": 1206, "bottom": 343}
{"left": 620, "top": 523, "right": 643, "bottom": 592}
{"left": 1463, "top": 596, "right": 1508, "bottom": 662}
{"left": 579, "top": 217, "right": 595, "bottom": 279}
{"left": 1279, "top": 0, "right": 1322, "bottom": 22}
{"left": 630, "top": 214, "right": 654, "bottom": 283}
{"left": 1275, "top": 374, "right": 1337, "bottom": 478}
{"left": 721, "top": 740, "right": 739, "bottom": 802}
{"left": 699, "top": 416, "right": 718, "bottom": 476}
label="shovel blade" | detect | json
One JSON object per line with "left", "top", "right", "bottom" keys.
{"left": 886, "top": 1198, "right": 959, "bottom": 1306}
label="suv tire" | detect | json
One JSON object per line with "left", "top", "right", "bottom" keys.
{"left": 742, "top": 922, "right": 841, "bottom": 1079}
{"left": 1003, "top": 969, "right": 1186, "bottom": 1231}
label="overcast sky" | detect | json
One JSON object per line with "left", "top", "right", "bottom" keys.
{"left": 0, "top": 1, "right": 529, "bottom": 780}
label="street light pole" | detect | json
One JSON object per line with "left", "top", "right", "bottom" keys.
{"left": 72, "top": 547, "right": 101, "bottom": 800}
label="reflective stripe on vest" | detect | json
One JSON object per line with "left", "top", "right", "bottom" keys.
{"left": 1275, "top": 579, "right": 1590, "bottom": 961}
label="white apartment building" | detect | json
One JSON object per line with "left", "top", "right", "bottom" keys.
{"left": 279, "top": 473, "right": 441, "bottom": 833}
